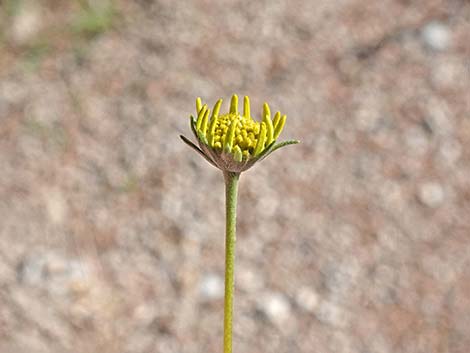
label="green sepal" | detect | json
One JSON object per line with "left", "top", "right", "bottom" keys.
{"left": 190, "top": 115, "right": 198, "bottom": 136}
{"left": 190, "top": 115, "right": 208, "bottom": 145}
{"left": 180, "top": 135, "right": 217, "bottom": 167}
{"left": 255, "top": 140, "right": 276, "bottom": 160}
{"left": 233, "top": 145, "right": 243, "bottom": 162}
{"left": 260, "top": 139, "right": 299, "bottom": 160}
{"left": 197, "top": 130, "right": 209, "bottom": 145}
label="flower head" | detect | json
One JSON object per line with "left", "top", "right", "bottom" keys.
{"left": 181, "top": 94, "right": 298, "bottom": 173}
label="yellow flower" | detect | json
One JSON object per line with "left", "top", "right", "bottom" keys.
{"left": 181, "top": 94, "right": 298, "bottom": 173}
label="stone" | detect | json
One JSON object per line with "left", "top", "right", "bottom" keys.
{"left": 198, "top": 273, "right": 224, "bottom": 301}
{"left": 43, "top": 188, "right": 68, "bottom": 226}
{"left": 405, "top": 127, "right": 429, "bottom": 156}
{"left": 438, "top": 139, "right": 462, "bottom": 167}
{"left": 17, "top": 251, "right": 92, "bottom": 297}
{"left": 418, "top": 182, "right": 445, "bottom": 208}
{"left": 421, "top": 21, "right": 451, "bottom": 51}
{"left": 133, "top": 304, "right": 157, "bottom": 326}
{"left": 315, "top": 300, "right": 348, "bottom": 328}
{"left": 10, "top": 1, "right": 43, "bottom": 45}
{"left": 236, "top": 266, "right": 263, "bottom": 293}
{"left": 295, "top": 286, "right": 319, "bottom": 312}
{"left": 258, "top": 292, "right": 291, "bottom": 325}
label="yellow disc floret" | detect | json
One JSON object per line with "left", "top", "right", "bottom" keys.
{"left": 214, "top": 112, "right": 261, "bottom": 157}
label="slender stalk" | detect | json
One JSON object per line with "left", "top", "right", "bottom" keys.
{"left": 223, "top": 171, "right": 240, "bottom": 353}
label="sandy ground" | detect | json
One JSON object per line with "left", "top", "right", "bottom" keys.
{"left": 1, "top": 1, "right": 470, "bottom": 352}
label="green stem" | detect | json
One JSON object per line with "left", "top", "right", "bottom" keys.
{"left": 223, "top": 171, "right": 240, "bottom": 353}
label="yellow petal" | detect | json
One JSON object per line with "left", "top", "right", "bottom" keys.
{"left": 263, "top": 103, "right": 274, "bottom": 145}
{"left": 263, "top": 102, "right": 271, "bottom": 120}
{"left": 273, "top": 114, "right": 286, "bottom": 139}
{"left": 230, "top": 94, "right": 238, "bottom": 114}
{"left": 207, "top": 113, "right": 219, "bottom": 146}
{"left": 254, "top": 122, "right": 267, "bottom": 156}
{"left": 243, "top": 96, "right": 251, "bottom": 119}
{"left": 196, "top": 104, "right": 208, "bottom": 130}
{"left": 224, "top": 120, "right": 237, "bottom": 153}
{"left": 196, "top": 97, "right": 202, "bottom": 113}
{"left": 211, "top": 99, "right": 223, "bottom": 120}
{"left": 200, "top": 108, "right": 210, "bottom": 136}
{"left": 273, "top": 111, "right": 281, "bottom": 129}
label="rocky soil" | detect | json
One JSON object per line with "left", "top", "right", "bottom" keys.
{"left": 1, "top": 1, "right": 469, "bottom": 352}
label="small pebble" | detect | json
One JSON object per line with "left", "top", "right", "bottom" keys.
{"left": 43, "top": 188, "right": 68, "bottom": 226}
{"left": 199, "top": 273, "right": 224, "bottom": 301}
{"left": 315, "top": 301, "right": 348, "bottom": 327}
{"left": 438, "top": 139, "right": 462, "bottom": 166}
{"left": 296, "top": 286, "right": 319, "bottom": 312}
{"left": 421, "top": 22, "right": 451, "bottom": 51}
{"left": 258, "top": 292, "right": 291, "bottom": 325}
{"left": 405, "top": 127, "right": 429, "bottom": 156}
{"left": 237, "top": 266, "right": 263, "bottom": 293}
{"left": 418, "top": 182, "right": 445, "bottom": 208}
{"left": 10, "top": 1, "right": 43, "bottom": 45}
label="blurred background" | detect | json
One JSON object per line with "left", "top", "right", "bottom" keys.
{"left": 1, "top": 0, "right": 469, "bottom": 352}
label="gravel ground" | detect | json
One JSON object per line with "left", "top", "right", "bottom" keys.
{"left": 1, "top": 1, "right": 470, "bottom": 352}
